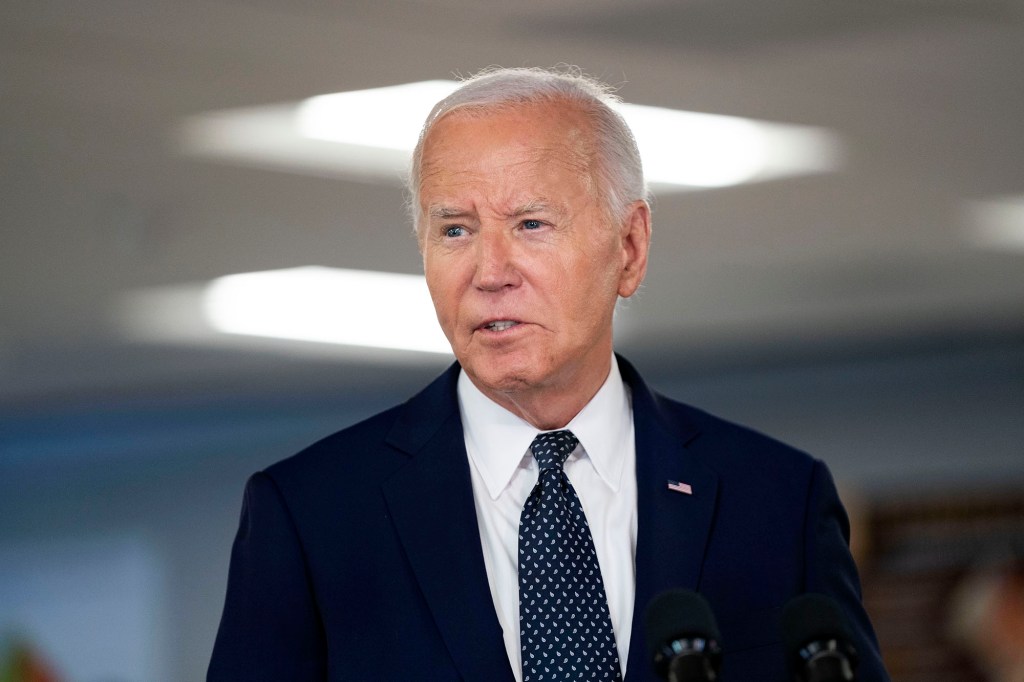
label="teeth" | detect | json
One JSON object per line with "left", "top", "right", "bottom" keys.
{"left": 485, "top": 320, "right": 518, "bottom": 332}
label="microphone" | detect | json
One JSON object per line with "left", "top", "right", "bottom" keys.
{"left": 781, "top": 594, "right": 859, "bottom": 682}
{"left": 645, "top": 589, "right": 723, "bottom": 682}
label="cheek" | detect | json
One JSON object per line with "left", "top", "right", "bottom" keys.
{"left": 425, "top": 269, "right": 465, "bottom": 333}
{"left": 576, "top": 245, "right": 622, "bottom": 296}
{"left": 424, "top": 272, "right": 449, "bottom": 313}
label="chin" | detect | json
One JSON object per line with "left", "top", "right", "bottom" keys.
{"left": 473, "top": 368, "right": 534, "bottom": 395}
{"left": 464, "top": 356, "right": 542, "bottom": 396}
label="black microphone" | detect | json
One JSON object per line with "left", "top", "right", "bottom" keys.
{"left": 781, "top": 594, "right": 859, "bottom": 682}
{"left": 645, "top": 589, "right": 723, "bottom": 682}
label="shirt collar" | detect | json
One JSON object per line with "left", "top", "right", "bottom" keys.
{"left": 457, "top": 357, "right": 632, "bottom": 500}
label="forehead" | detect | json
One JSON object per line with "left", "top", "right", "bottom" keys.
{"left": 418, "top": 102, "right": 597, "bottom": 208}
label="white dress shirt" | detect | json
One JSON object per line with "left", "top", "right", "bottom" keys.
{"left": 457, "top": 359, "right": 638, "bottom": 681}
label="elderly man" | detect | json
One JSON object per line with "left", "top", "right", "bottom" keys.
{"left": 209, "top": 68, "right": 889, "bottom": 681}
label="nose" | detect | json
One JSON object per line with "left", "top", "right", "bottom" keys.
{"left": 473, "top": 227, "right": 521, "bottom": 292}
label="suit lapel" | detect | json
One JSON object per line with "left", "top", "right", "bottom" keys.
{"left": 382, "top": 364, "right": 515, "bottom": 682}
{"left": 619, "top": 358, "right": 720, "bottom": 680}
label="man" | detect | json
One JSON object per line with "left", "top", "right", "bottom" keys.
{"left": 209, "top": 67, "right": 889, "bottom": 681}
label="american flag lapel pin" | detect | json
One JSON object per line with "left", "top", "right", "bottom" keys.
{"left": 667, "top": 480, "right": 693, "bottom": 495}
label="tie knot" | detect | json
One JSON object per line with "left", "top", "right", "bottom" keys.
{"left": 530, "top": 430, "right": 579, "bottom": 471}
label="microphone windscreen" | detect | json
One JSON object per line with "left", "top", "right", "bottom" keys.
{"left": 645, "top": 589, "right": 721, "bottom": 661}
{"left": 780, "top": 593, "right": 851, "bottom": 654}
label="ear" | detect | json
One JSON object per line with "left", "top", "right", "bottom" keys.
{"left": 617, "top": 200, "right": 652, "bottom": 298}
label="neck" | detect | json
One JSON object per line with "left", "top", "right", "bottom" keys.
{"left": 473, "top": 356, "right": 613, "bottom": 431}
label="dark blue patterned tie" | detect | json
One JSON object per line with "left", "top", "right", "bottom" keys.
{"left": 519, "top": 430, "right": 622, "bottom": 681}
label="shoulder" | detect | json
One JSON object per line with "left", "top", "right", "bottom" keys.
{"left": 661, "top": 392, "right": 822, "bottom": 501}
{"left": 668, "top": 395, "right": 815, "bottom": 471}
{"left": 261, "top": 362, "right": 462, "bottom": 498}
{"left": 620, "top": 355, "right": 819, "bottom": 480}
{"left": 248, "top": 406, "right": 407, "bottom": 527}
{"left": 267, "top": 403, "right": 405, "bottom": 480}
{"left": 627, "top": 371, "right": 824, "bottom": 515}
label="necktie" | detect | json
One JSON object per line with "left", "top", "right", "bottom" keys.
{"left": 519, "top": 430, "right": 622, "bottom": 681}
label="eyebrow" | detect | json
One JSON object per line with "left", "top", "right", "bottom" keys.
{"left": 511, "top": 199, "right": 569, "bottom": 219}
{"left": 428, "top": 206, "right": 470, "bottom": 220}
{"left": 426, "top": 199, "right": 564, "bottom": 221}
{"left": 511, "top": 200, "right": 548, "bottom": 217}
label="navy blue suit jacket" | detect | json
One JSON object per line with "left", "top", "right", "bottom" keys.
{"left": 209, "top": 357, "right": 888, "bottom": 680}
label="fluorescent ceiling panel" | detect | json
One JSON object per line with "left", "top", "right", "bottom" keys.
{"left": 965, "top": 196, "right": 1024, "bottom": 251}
{"left": 297, "top": 80, "right": 456, "bottom": 151}
{"left": 120, "top": 267, "right": 452, "bottom": 356}
{"left": 180, "top": 80, "right": 841, "bottom": 190}
{"left": 203, "top": 266, "right": 450, "bottom": 354}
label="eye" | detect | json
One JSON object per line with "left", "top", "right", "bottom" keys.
{"left": 444, "top": 225, "right": 466, "bottom": 238}
{"left": 522, "top": 219, "right": 543, "bottom": 230}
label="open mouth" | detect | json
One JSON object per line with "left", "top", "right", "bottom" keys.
{"left": 482, "top": 320, "right": 520, "bottom": 332}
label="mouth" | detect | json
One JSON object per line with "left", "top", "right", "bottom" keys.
{"left": 479, "top": 320, "right": 521, "bottom": 332}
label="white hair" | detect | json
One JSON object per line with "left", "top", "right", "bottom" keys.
{"left": 407, "top": 66, "right": 648, "bottom": 233}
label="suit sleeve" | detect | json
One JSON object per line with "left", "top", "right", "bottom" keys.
{"left": 803, "top": 460, "right": 890, "bottom": 682}
{"left": 208, "top": 472, "right": 327, "bottom": 681}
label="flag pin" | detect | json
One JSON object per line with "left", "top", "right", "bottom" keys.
{"left": 667, "top": 480, "right": 692, "bottom": 495}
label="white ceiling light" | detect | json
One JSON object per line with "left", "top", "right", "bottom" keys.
{"left": 180, "top": 80, "right": 841, "bottom": 190}
{"left": 202, "top": 266, "right": 451, "bottom": 354}
{"left": 296, "top": 80, "right": 456, "bottom": 151}
{"left": 965, "top": 196, "right": 1024, "bottom": 251}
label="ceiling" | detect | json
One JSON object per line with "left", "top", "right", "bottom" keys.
{"left": 2, "top": 0, "right": 1023, "bottom": 406}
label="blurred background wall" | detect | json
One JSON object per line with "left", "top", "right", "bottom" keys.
{"left": 2, "top": 0, "right": 1023, "bottom": 680}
